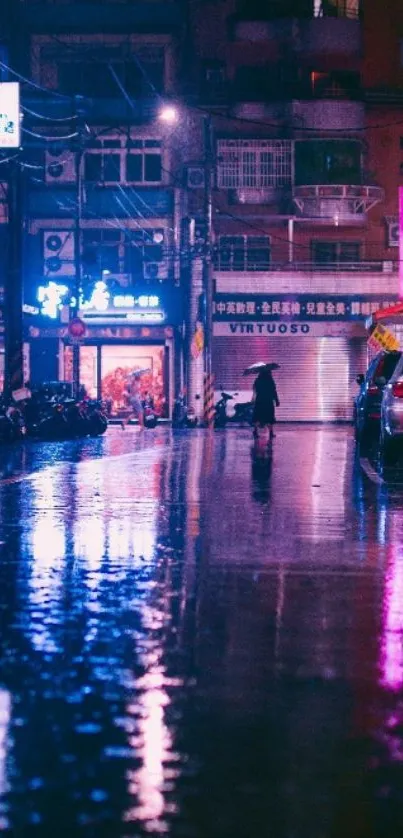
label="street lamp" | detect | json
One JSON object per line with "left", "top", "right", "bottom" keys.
{"left": 158, "top": 104, "right": 180, "bottom": 125}
{"left": 157, "top": 103, "right": 214, "bottom": 421}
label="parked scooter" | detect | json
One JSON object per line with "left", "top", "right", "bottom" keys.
{"left": 172, "top": 392, "right": 198, "bottom": 428}
{"left": 0, "top": 397, "right": 25, "bottom": 443}
{"left": 142, "top": 394, "right": 158, "bottom": 429}
{"left": 214, "top": 392, "right": 233, "bottom": 428}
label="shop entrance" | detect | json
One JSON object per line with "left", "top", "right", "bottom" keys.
{"left": 64, "top": 343, "right": 166, "bottom": 418}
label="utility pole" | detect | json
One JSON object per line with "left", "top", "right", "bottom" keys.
{"left": 3, "top": 0, "right": 24, "bottom": 397}
{"left": 71, "top": 98, "right": 86, "bottom": 398}
{"left": 4, "top": 162, "right": 24, "bottom": 396}
{"left": 203, "top": 115, "right": 214, "bottom": 380}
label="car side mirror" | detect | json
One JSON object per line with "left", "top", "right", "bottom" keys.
{"left": 356, "top": 374, "right": 364, "bottom": 385}
{"left": 375, "top": 376, "right": 386, "bottom": 387}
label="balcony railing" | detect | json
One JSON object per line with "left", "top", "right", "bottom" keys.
{"left": 214, "top": 258, "right": 397, "bottom": 274}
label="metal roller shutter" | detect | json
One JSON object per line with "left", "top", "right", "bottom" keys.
{"left": 213, "top": 336, "right": 367, "bottom": 422}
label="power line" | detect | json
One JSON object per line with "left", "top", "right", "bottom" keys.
{"left": 22, "top": 105, "right": 78, "bottom": 123}
{"left": 22, "top": 127, "right": 79, "bottom": 142}
{"left": 0, "top": 59, "right": 73, "bottom": 101}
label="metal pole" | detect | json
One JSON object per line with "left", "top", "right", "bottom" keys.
{"left": 203, "top": 115, "right": 213, "bottom": 379}
{"left": 4, "top": 162, "right": 24, "bottom": 397}
{"left": 71, "top": 147, "right": 83, "bottom": 398}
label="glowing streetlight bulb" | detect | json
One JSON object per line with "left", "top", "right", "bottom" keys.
{"left": 158, "top": 105, "right": 179, "bottom": 125}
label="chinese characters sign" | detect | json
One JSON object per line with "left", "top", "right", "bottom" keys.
{"left": 213, "top": 295, "right": 398, "bottom": 321}
{"left": 0, "top": 83, "right": 20, "bottom": 148}
{"left": 368, "top": 324, "right": 400, "bottom": 353}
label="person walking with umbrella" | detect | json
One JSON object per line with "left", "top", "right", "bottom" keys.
{"left": 251, "top": 363, "right": 280, "bottom": 441}
{"left": 122, "top": 369, "right": 148, "bottom": 429}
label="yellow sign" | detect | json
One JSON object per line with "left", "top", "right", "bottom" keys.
{"left": 191, "top": 323, "right": 204, "bottom": 359}
{"left": 368, "top": 323, "right": 400, "bottom": 353}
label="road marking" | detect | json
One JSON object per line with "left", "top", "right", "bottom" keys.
{"left": 359, "top": 457, "right": 384, "bottom": 486}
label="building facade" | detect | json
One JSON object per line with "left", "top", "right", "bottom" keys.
{"left": 3, "top": 0, "right": 187, "bottom": 416}
{"left": 183, "top": 0, "right": 403, "bottom": 421}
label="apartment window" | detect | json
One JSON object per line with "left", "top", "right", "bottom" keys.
{"left": 314, "top": 0, "right": 360, "bottom": 19}
{"left": 126, "top": 140, "right": 162, "bottom": 183}
{"left": 82, "top": 229, "right": 123, "bottom": 274}
{"left": 295, "top": 140, "right": 362, "bottom": 185}
{"left": 310, "top": 70, "right": 360, "bottom": 98}
{"left": 217, "top": 140, "right": 292, "bottom": 189}
{"left": 55, "top": 44, "right": 165, "bottom": 98}
{"left": 312, "top": 240, "right": 361, "bottom": 266}
{"left": 125, "top": 229, "right": 166, "bottom": 280}
{"left": 84, "top": 152, "right": 121, "bottom": 183}
{"left": 83, "top": 140, "right": 162, "bottom": 185}
{"left": 217, "top": 236, "right": 271, "bottom": 271}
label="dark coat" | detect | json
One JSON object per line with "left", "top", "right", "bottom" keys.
{"left": 253, "top": 371, "right": 280, "bottom": 425}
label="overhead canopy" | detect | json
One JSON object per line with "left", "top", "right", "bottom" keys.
{"left": 366, "top": 302, "right": 403, "bottom": 330}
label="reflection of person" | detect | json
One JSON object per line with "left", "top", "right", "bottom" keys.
{"left": 122, "top": 372, "right": 144, "bottom": 429}
{"left": 253, "top": 367, "right": 280, "bottom": 440}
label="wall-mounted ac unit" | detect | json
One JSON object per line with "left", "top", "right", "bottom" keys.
{"left": 383, "top": 260, "right": 394, "bottom": 273}
{"left": 186, "top": 166, "right": 206, "bottom": 190}
{"left": 143, "top": 262, "right": 160, "bottom": 281}
{"left": 385, "top": 216, "right": 399, "bottom": 247}
{"left": 44, "top": 230, "right": 75, "bottom": 277}
{"left": 45, "top": 150, "right": 76, "bottom": 184}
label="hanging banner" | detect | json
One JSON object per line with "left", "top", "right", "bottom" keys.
{"left": 0, "top": 82, "right": 20, "bottom": 148}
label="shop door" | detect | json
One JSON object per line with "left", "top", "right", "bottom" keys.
{"left": 213, "top": 336, "right": 367, "bottom": 422}
{"left": 100, "top": 345, "right": 165, "bottom": 417}
{"left": 63, "top": 345, "right": 98, "bottom": 398}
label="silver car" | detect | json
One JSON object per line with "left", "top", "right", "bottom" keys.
{"left": 380, "top": 353, "right": 403, "bottom": 464}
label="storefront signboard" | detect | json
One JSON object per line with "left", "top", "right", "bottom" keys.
{"left": 213, "top": 321, "right": 367, "bottom": 338}
{"left": 213, "top": 295, "right": 398, "bottom": 321}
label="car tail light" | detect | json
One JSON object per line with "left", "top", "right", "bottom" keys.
{"left": 368, "top": 385, "right": 379, "bottom": 395}
{"left": 392, "top": 381, "right": 403, "bottom": 398}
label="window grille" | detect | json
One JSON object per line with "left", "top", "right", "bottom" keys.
{"left": 217, "top": 140, "right": 292, "bottom": 189}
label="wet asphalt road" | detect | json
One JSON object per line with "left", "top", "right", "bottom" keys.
{"left": 0, "top": 425, "right": 402, "bottom": 837}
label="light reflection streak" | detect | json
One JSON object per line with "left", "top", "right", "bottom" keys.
{"left": 0, "top": 688, "right": 10, "bottom": 808}
{"left": 380, "top": 532, "right": 403, "bottom": 692}
{"left": 124, "top": 663, "right": 174, "bottom": 827}
{"left": 26, "top": 470, "right": 67, "bottom": 652}
{"left": 310, "top": 427, "right": 348, "bottom": 542}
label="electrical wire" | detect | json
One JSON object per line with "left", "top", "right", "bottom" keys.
{"left": 22, "top": 105, "right": 78, "bottom": 123}
{"left": 0, "top": 60, "right": 74, "bottom": 101}
{"left": 22, "top": 127, "right": 79, "bottom": 142}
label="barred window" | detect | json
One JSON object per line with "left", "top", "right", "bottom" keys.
{"left": 216, "top": 235, "right": 271, "bottom": 271}
{"left": 217, "top": 140, "right": 292, "bottom": 189}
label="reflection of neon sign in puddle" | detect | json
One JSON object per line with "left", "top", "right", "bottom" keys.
{"left": 380, "top": 540, "right": 403, "bottom": 692}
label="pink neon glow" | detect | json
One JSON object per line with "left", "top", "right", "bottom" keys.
{"left": 380, "top": 541, "right": 403, "bottom": 692}
{"left": 399, "top": 187, "right": 403, "bottom": 299}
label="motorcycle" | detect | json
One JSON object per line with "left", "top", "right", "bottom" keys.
{"left": 231, "top": 400, "right": 254, "bottom": 426}
{"left": 142, "top": 395, "right": 158, "bottom": 429}
{"left": 214, "top": 392, "right": 233, "bottom": 428}
{"left": 0, "top": 398, "right": 25, "bottom": 443}
{"left": 172, "top": 393, "right": 198, "bottom": 428}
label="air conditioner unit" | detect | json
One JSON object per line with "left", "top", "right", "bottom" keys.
{"left": 45, "top": 150, "right": 76, "bottom": 184}
{"left": 186, "top": 166, "right": 206, "bottom": 189}
{"left": 143, "top": 262, "right": 160, "bottom": 281}
{"left": 382, "top": 260, "right": 394, "bottom": 273}
{"left": 44, "top": 230, "right": 75, "bottom": 277}
{"left": 386, "top": 219, "right": 399, "bottom": 247}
